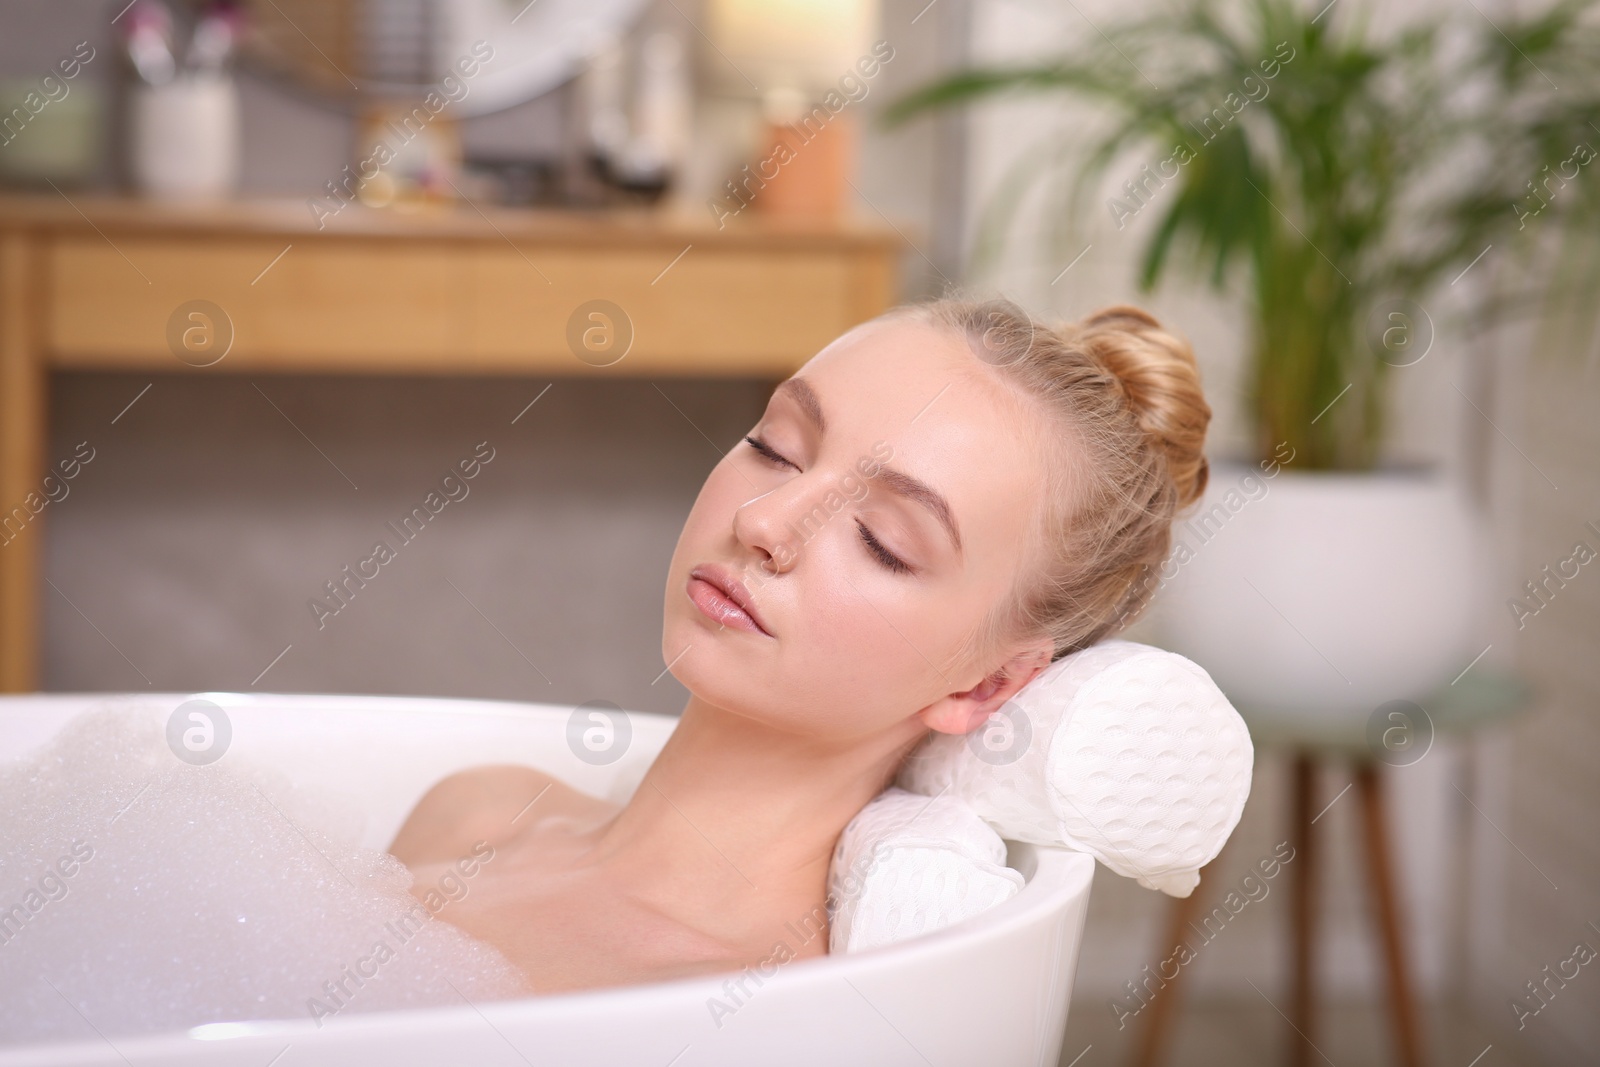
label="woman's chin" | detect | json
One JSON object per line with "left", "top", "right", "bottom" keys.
{"left": 660, "top": 621, "right": 782, "bottom": 706}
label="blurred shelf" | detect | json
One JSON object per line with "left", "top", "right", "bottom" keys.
{"left": 0, "top": 193, "right": 907, "bottom": 251}
{"left": 0, "top": 192, "right": 903, "bottom": 377}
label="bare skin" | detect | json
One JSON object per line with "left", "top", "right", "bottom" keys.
{"left": 389, "top": 315, "right": 1063, "bottom": 995}
{"left": 389, "top": 766, "right": 775, "bottom": 994}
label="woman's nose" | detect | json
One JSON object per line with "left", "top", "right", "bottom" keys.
{"left": 732, "top": 472, "right": 831, "bottom": 576}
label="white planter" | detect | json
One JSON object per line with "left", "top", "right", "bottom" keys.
{"left": 1151, "top": 459, "right": 1490, "bottom": 717}
{"left": 129, "top": 74, "right": 240, "bottom": 199}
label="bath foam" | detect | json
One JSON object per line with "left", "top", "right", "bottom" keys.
{"left": 0, "top": 704, "right": 529, "bottom": 1045}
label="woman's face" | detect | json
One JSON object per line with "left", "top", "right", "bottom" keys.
{"left": 662, "top": 315, "right": 1055, "bottom": 742}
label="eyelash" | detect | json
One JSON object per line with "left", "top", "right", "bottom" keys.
{"left": 742, "top": 434, "right": 913, "bottom": 575}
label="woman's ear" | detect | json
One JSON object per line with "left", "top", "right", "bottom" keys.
{"left": 918, "top": 637, "right": 1055, "bottom": 736}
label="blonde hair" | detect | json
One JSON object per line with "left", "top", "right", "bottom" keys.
{"left": 893, "top": 296, "right": 1212, "bottom": 669}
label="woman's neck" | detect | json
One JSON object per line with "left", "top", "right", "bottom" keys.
{"left": 585, "top": 693, "right": 929, "bottom": 944}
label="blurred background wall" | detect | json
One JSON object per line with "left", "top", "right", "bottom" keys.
{"left": 2, "top": 0, "right": 962, "bottom": 716}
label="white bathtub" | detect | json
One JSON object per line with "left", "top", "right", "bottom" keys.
{"left": 0, "top": 691, "right": 1095, "bottom": 1067}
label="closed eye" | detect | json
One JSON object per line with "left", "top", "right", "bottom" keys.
{"left": 856, "top": 518, "right": 912, "bottom": 574}
{"left": 743, "top": 434, "right": 795, "bottom": 469}
{"left": 744, "top": 435, "right": 913, "bottom": 575}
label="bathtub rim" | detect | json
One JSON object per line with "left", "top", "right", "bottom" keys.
{"left": 0, "top": 691, "right": 1098, "bottom": 1065}
{"left": 0, "top": 845, "right": 1093, "bottom": 1062}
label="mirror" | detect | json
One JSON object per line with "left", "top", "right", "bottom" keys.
{"left": 239, "top": 0, "right": 651, "bottom": 115}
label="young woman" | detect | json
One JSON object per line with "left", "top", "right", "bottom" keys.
{"left": 389, "top": 296, "right": 1211, "bottom": 995}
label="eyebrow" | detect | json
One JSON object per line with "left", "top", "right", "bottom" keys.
{"left": 774, "top": 376, "right": 964, "bottom": 556}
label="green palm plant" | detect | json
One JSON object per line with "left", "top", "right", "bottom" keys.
{"left": 884, "top": 0, "right": 1600, "bottom": 469}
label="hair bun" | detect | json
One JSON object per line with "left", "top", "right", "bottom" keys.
{"left": 1064, "top": 305, "right": 1212, "bottom": 510}
{"left": 904, "top": 293, "right": 1216, "bottom": 656}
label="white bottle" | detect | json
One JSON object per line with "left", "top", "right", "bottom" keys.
{"left": 630, "top": 30, "right": 690, "bottom": 181}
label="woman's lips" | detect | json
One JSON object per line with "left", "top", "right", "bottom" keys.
{"left": 687, "top": 565, "right": 773, "bottom": 637}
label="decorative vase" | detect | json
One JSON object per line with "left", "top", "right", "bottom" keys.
{"left": 1151, "top": 458, "right": 1490, "bottom": 718}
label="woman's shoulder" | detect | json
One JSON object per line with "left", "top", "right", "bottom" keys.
{"left": 388, "top": 763, "right": 614, "bottom": 866}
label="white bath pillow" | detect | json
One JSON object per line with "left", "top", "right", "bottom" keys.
{"left": 894, "top": 639, "right": 1253, "bottom": 897}
{"left": 826, "top": 787, "right": 1023, "bottom": 954}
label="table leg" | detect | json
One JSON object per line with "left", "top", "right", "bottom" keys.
{"left": 1356, "top": 762, "right": 1427, "bottom": 1067}
{"left": 0, "top": 231, "right": 45, "bottom": 693}
{"left": 1289, "top": 753, "right": 1317, "bottom": 1067}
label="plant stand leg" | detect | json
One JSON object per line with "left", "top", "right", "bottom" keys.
{"left": 1356, "top": 762, "right": 1427, "bottom": 1067}
{"left": 1128, "top": 850, "right": 1224, "bottom": 1067}
{"left": 1289, "top": 752, "right": 1317, "bottom": 1067}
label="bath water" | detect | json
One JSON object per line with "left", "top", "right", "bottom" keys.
{"left": 0, "top": 704, "right": 529, "bottom": 1045}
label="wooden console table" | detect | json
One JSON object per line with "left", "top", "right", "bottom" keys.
{"left": 0, "top": 193, "right": 902, "bottom": 691}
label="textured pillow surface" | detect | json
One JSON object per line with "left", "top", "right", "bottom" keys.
{"left": 895, "top": 640, "right": 1254, "bottom": 896}
{"left": 826, "top": 787, "right": 1023, "bottom": 954}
